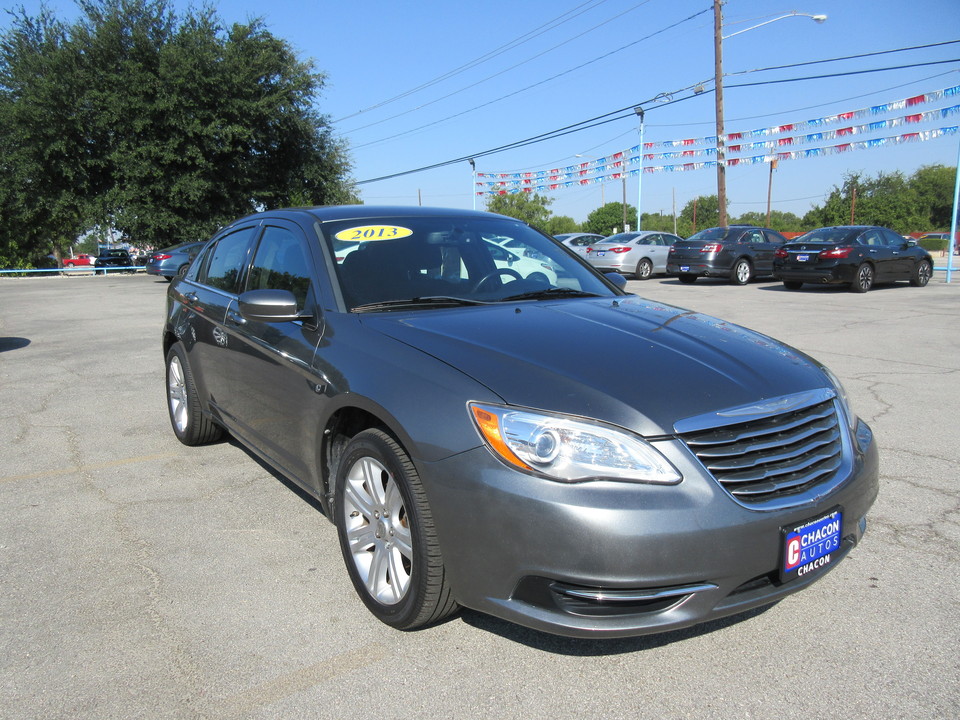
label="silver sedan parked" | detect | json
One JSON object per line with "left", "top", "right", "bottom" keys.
{"left": 585, "top": 231, "right": 683, "bottom": 279}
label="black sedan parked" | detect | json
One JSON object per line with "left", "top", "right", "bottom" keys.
{"left": 94, "top": 249, "right": 135, "bottom": 274}
{"left": 666, "top": 225, "right": 788, "bottom": 284}
{"left": 163, "top": 206, "right": 877, "bottom": 638}
{"left": 773, "top": 226, "right": 934, "bottom": 292}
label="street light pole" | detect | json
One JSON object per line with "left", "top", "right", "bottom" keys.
{"left": 635, "top": 106, "right": 645, "bottom": 231}
{"left": 468, "top": 158, "right": 476, "bottom": 210}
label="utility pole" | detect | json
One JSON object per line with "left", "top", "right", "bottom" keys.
{"left": 713, "top": 0, "right": 727, "bottom": 227}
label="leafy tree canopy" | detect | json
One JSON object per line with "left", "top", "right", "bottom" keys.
{"left": 484, "top": 192, "right": 553, "bottom": 231}
{"left": 0, "top": 0, "right": 355, "bottom": 265}
{"left": 584, "top": 202, "right": 637, "bottom": 236}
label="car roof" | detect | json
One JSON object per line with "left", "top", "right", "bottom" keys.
{"left": 226, "top": 205, "right": 511, "bottom": 230}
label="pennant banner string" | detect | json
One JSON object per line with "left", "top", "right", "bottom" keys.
{"left": 477, "top": 85, "right": 960, "bottom": 192}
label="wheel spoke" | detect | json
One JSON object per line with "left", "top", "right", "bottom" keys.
{"left": 386, "top": 546, "right": 410, "bottom": 602}
{"left": 347, "top": 522, "right": 376, "bottom": 552}
{"left": 343, "top": 475, "right": 377, "bottom": 520}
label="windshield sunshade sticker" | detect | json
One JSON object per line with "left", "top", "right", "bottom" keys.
{"left": 334, "top": 225, "right": 414, "bottom": 242}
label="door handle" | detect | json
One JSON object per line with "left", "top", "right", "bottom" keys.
{"left": 183, "top": 292, "right": 199, "bottom": 304}
{"left": 226, "top": 309, "right": 247, "bottom": 326}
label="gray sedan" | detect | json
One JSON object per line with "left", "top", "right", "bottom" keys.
{"left": 163, "top": 206, "right": 877, "bottom": 639}
{"left": 585, "top": 231, "right": 683, "bottom": 279}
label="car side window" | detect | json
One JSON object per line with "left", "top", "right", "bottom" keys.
{"left": 196, "top": 226, "right": 257, "bottom": 292}
{"left": 880, "top": 228, "right": 904, "bottom": 246}
{"left": 745, "top": 231, "right": 764, "bottom": 244}
{"left": 861, "top": 230, "right": 883, "bottom": 247}
{"left": 763, "top": 230, "right": 786, "bottom": 244}
{"left": 246, "top": 226, "right": 313, "bottom": 310}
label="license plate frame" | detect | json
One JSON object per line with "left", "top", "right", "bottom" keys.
{"left": 780, "top": 507, "right": 843, "bottom": 583}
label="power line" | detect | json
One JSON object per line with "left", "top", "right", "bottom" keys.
{"left": 356, "top": 56, "right": 960, "bottom": 185}
{"left": 334, "top": 0, "right": 612, "bottom": 123}
{"left": 350, "top": 7, "right": 712, "bottom": 149}
{"left": 342, "top": 1, "right": 655, "bottom": 133}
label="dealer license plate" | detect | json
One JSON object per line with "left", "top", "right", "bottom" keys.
{"left": 680, "top": 265, "right": 690, "bottom": 272}
{"left": 797, "top": 254, "right": 810, "bottom": 262}
{"left": 596, "top": 251, "right": 606, "bottom": 257}
{"left": 780, "top": 507, "right": 842, "bottom": 583}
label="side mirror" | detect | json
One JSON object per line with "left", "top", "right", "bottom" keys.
{"left": 604, "top": 272, "right": 628, "bottom": 289}
{"left": 238, "top": 289, "right": 309, "bottom": 323}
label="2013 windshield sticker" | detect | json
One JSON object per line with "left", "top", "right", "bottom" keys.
{"left": 334, "top": 225, "right": 413, "bottom": 242}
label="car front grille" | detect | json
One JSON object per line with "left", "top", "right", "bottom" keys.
{"left": 678, "top": 396, "right": 845, "bottom": 509}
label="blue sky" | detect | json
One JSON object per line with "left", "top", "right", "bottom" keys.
{"left": 7, "top": 0, "right": 960, "bottom": 225}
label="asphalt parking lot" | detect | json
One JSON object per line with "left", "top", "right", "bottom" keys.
{"left": 1, "top": 271, "right": 958, "bottom": 719}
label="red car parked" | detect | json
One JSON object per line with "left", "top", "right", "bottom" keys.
{"left": 62, "top": 253, "right": 96, "bottom": 268}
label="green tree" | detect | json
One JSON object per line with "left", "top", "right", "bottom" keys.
{"left": 678, "top": 195, "right": 721, "bottom": 235}
{"left": 545, "top": 215, "right": 579, "bottom": 235}
{"left": 807, "top": 171, "right": 921, "bottom": 233}
{"left": 485, "top": 192, "right": 553, "bottom": 231}
{"left": 584, "top": 202, "right": 636, "bottom": 235}
{"left": 732, "top": 210, "right": 803, "bottom": 232}
{"left": 0, "top": 0, "right": 355, "bottom": 264}
{"left": 909, "top": 164, "right": 955, "bottom": 229}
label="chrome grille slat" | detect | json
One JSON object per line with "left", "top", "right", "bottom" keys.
{"left": 700, "top": 427, "right": 841, "bottom": 471}
{"left": 691, "top": 416, "right": 837, "bottom": 457}
{"left": 679, "top": 397, "right": 844, "bottom": 507}
{"left": 685, "top": 404, "right": 835, "bottom": 446}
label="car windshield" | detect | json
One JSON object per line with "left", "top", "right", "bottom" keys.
{"left": 323, "top": 215, "right": 618, "bottom": 311}
{"left": 794, "top": 228, "right": 862, "bottom": 245}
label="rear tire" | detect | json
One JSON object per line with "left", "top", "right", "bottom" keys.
{"left": 909, "top": 259, "right": 931, "bottom": 287}
{"left": 165, "top": 343, "right": 223, "bottom": 445}
{"left": 678, "top": 274, "right": 697, "bottom": 284}
{"left": 634, "top": 258, "right": 653, "bottom": 280}
{"left": 335, "top": 429, "right": 458, "bottom": 630}
{"left": 730, "top": 258, "right": 752, "bottom": 285}
{"left": 783, "top": 280, "right": 803, "bottom": 290}
{"left": 850, "top": 263, "right": 874, "bottom": 293}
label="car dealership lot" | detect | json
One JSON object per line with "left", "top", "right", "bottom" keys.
{"left": 2, "top": 273, "right": 958, "bottom": 719}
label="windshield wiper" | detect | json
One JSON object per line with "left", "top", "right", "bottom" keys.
{"left": 352, "top": 296, "right": 491, "bottom": 313}
{"left": 500, "top": 287, "right": 603, "bottom": 302}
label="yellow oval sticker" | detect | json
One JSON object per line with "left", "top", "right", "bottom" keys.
{"left": 334, "top": 225, "right": 413, "bottom": 242}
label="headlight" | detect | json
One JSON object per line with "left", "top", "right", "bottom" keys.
{"left": 821, "top": 366, "right": 857, "bottom": 430}
{"left": 469, "top": 403, "right": 681, "bottom": 484}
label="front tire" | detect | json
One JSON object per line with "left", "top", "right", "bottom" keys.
{"left": 335, "top": 429, "right": 458, "bottom": 630}
{"left": 910, "top": 259, "right": 932, "bottom": 287}
{"left": 730, "top": 258, "right": 752, "bottom": 285}
{"left": 165, "top": 343, "right": 223, "bottom": 445}
{"left": 850, "top": 263, "right": 874, "bottom": 293}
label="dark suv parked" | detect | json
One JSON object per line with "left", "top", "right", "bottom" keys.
{"left": 666, "top": 225, "right": 788, "bottom": 284}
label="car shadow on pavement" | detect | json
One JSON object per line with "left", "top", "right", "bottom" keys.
{"left": 458, "top": 603, "right": 777, "bottom": 655}
{"left": 0, "top": 336, "right": 31, "bottom": 352}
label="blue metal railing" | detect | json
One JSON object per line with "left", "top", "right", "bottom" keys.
{"left": 0, "top": 266, "right": 146, "bottom": 275}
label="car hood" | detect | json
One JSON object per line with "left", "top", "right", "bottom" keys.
{"left": 359, "top": 296, "right": 830, "bottom": 436}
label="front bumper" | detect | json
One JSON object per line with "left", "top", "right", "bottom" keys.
{"left": 419, "top": 423, "right": 879, "bottom": 638}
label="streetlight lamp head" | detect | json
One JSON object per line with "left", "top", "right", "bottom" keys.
{"left": 812, "top": 14, "right": 827, "bottom": 23}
